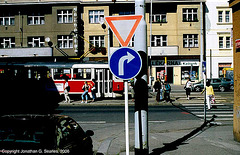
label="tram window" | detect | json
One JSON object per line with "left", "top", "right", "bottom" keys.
{"left": 53, "top": 69, "right": 71, "bottom": 79}
{"left": 73, "top": 68, "right": 91, "bottom": 79}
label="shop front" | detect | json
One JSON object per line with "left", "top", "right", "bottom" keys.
{"left": 151, "top": 59, "right": 200, "bottom": 85}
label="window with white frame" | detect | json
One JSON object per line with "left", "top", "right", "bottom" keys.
{"left": 89, "top": 36, "right": 104, "bottom": 47}
{"left": 219, "top": 36, "right": 231, "bottom": 49}
{"left": 219, "top": 37, "right": 224, "bottom": 48}
{"left": 57, "top": 35, "right": 73, "bottom": 49}
{"left": 27, "top": 37, "right": 45, "bottom": 47}
{"left": 151, "top": 35, "right": 167, "bottom": 46}
{"left": 218, "top": 10, "right": 231, "bottom": 23}
{"left": 183, "top": 8, "right": 198, "bottom": 22}
{"left": 151, "top": 13, "right": 167, "bottom": 23}
{"left": 89, "top": 10, "right": 104, "bottom": 24}
{"left": 183, "top": 34, "right": 198, "bottom": 48}
{"left": 0, "top": 37, "right": 15, "bottom": 48}
{"left": 57, "top": 10, "right": 73, "bottom": 24}
{"left": 0, "top": 13, "right": 15, "bottom": 26}
{"left": 218, "top": 11, "right": 223, "bottom": 22}
{"left": 28, "top": 13, "right": 45, "bottom": 25}
{"left": 225, "top": 11, "right": 230, "bottom": 23}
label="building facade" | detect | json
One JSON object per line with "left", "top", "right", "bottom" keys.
{"left": 229, "top": 0, "right": 240, "bottom": 143}
{"left": 205, "top": 0, "right": 233, "bottom": 79}
{"left": 0, "top": 0, "right": 206, "bottom": 85}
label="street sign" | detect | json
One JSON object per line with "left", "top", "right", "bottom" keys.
{"left": 105, "top": 15, "right": 142, "bottom": 47}
{"left": 202, "top": 61, "right": 206, "bottom": 73}
{"left": 109, "top": 47, "right": 142, "bottom": 80}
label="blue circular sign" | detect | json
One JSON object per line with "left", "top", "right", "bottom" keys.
{"left": 109, "top": 47, "right": 142, "bottom": 80}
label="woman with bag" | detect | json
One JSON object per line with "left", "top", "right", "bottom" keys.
{"left": 201, "top": 80, "right": 215, "bottom": 109}
{"left": 81, "top": 81, "right": 89, "bottom": 103}
{"left": 185, "top": 78, "right": 192, "bottom": 100}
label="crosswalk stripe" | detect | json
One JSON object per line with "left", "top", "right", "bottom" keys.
{"left": 193, "top": 111, "right": 233, "bottom": 114}
{"left": 196, "top": 114, "right": 233, "bottom": 117}
{"left": 182, "top": 103, "right": 225, "bottom": 106}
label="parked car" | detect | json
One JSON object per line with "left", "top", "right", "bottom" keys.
{"left": 221, "top": 78, "right": 234, "bottom": 90}
{"left": 192, "top": 78, "right": 232, "bottom": 92}
{"left": 0, "top": 114, "right": 94, "bottom": 154}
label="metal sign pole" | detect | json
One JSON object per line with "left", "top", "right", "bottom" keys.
{"left": 124, "top": 80, "right": 130, "bottom": 155}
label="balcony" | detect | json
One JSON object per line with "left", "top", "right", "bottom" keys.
{"left": 0, "top": 47, "right": 52, "bottom": 57}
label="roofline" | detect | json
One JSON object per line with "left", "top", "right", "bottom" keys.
{"left": 0, "top": 0, "right": 205, "bottom": 6}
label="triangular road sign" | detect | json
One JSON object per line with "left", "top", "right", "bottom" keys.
{"left": 105, "top": 15, "right": 142, "bottom": 47}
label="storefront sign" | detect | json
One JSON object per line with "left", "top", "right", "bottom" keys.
{"left": 151, "top": 60, "right": 199, "bottom": 66}
{"left": 236, "top": 39, "right": 240, "bottom": 52}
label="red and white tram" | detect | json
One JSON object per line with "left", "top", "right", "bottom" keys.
{"left": 0, "top": 62, "right": 124, "bottom": 98}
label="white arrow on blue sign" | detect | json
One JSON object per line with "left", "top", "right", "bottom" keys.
{"left": 109, "top": 47, "right": 142, "bottom": 80}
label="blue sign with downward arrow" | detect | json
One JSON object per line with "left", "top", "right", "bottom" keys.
{"left": 109, "top": 47, "right": 142, "bottom": 80}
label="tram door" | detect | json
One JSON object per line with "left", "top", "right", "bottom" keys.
{"left": 95, "top": 69, "right": 113, "bottom": 98}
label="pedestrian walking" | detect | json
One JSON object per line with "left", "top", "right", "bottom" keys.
{"left": 164, "top": 81, "right": 171, "bottom": 102}
{"left": 153, "top": 78, "right": 162, "bottom": 102}
{"left": 185, "top": 78, "right": 192, "bottom": 100}
{"left": 81, "top": 81, "right": 89, "bottom": 103}
{"left": 201, "top": 80, "right": 215, "bottom": 109}
{"left": 90, "top": 79, "right": 97, "bottom": 102}
{"left": 64, "top": 78, "right": 71, "bottom": 103}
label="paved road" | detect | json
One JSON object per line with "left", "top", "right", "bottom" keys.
{"left": 56, "top": 89, "right": 236, "bottom": 155}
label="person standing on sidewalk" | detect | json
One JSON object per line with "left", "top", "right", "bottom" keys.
{"left": 64, "top": 78, "right": 71, "bottom": 103}
{"left": 185, "top": 78, "right": 192, "bottom": 100}
{"left": 81, "top": 81, "right": 89, "bottom": 103}
{"left": 153, "top": 78, "right": 161, "bottom": 102}
{"left": 90, "top": 79, "right": 96, "bottom": 102}
{"left": 164, "top": 81, "right": 171, "bottom": 102}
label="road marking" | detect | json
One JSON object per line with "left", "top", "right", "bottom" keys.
{"left": 193, "top": 111, "right": 233, "bottom": 114}
{"left": 196, "top": 114, "right": 233, "bottom": 117}
{"left": 182, "top": 104, "right": 225, "bottom": 106}
{"left": 77, "top": 121, "right": 106, "bottom": 124}
{"left": 149, "top": 121, "right": 166, "bottom": 123}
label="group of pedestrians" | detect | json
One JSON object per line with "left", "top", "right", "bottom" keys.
{"left": 153, "top": 78, "right": 171, "bottom": 103}
{"left": 63, "top": 79, "right": 97, "bottom": 104}
{"left": 154, "top": 77, "right": 215, "bottom": 109}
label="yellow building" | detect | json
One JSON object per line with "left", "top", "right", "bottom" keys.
{"left": 0, "top": 0, "right": 205, "bottom": 85}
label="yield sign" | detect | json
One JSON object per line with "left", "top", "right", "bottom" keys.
{"left": 105, "top": 15, "right": 142, "bottom": 47}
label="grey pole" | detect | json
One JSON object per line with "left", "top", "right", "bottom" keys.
{"left": 134, "top": 0, "right": 148, "bottom": 154}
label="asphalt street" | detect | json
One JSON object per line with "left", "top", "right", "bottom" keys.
{"left": 57, "top": 86, "right": 239, "bottom": 155}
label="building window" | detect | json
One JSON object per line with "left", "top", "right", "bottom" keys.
{"left": 57, "top": 35, "right": 73, "bottom": 49}
{"left": 89, "top": 10, "right": 104, "bottom": 24}
{"left": 27, "top": 37, "right": 45, "bottom": 47}
{"left": 183, "top": 34, "right": 198, "bottom": 48}
{"left": 219, "top": 37, "right": 223, "bottom": 48}
{"left": 119, "top": 11, "right": 135, "bottom": 15}
{"left": 151, "top": 13, "right": 167, "bottom": 23}
{"left": 0, "top": 13, "right": 15, "bottom": 26}
{"left": 28, "top": 13, "right": 45, "bottom": 25}
{"left": 183, "top": 8, "right": 198, "bottom": 22}
{"left": 218, "top": 11, "right": 223, "bottom": 23}
{"left": 181, "top": 66, "right": 199, "bottom": 80}
{"left": 0, "top": 37, "right": 15, "bottom": 48}
{"left": 89, "top": 36, "right": 104, "bottom": 47}
{"left": 151, "top": 35, "right": 167, "bottom": 46}
{"left": 219, "top": 36, "right": 231, "bottom": 49}
{"left": 218, "top": 10, "right": 231, "bottom": 23}
{"left": 57, "top": 10, "right": 73, "bottom": 23}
